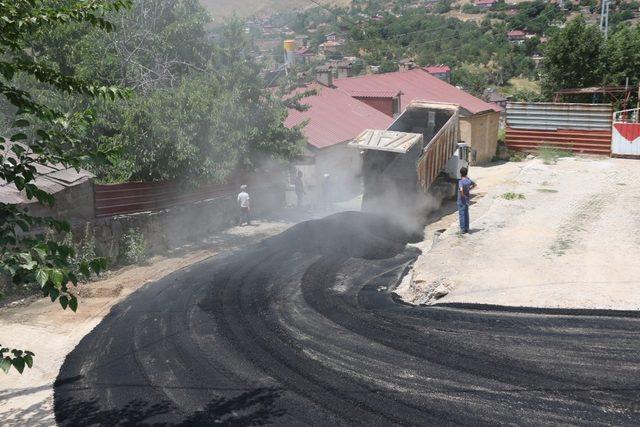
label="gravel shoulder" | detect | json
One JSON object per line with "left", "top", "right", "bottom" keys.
{"left": 398, "top": 156, "right": 640, "bottom": 310}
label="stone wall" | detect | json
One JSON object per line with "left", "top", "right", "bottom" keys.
{"left": 85, "top": 185, "right": 284, "bottom": 261}
{"left": 25, "top": 179, "right": 95, "bottom": 223}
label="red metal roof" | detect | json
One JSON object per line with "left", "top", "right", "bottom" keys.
{"left": 334, "top": 69, "right": 501, "bottom": 115}
{"left": 348, "top": 89, "right": 401, "bottom": 98}
{"left": 284, "top": 85, "right": 393, "bottom": 150}
{"left": 424, "top": 65, "right": 451, "bottom": 74}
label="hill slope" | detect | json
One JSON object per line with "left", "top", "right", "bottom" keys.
{"left": 200, "top": 0, "right": 350, "bottom": 20}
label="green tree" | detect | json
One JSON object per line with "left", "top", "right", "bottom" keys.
{"left": 541, "top": 17, "right": 604, "bottom": 96}
{"left": 605, "top": 25, "right": 640, "bottom": 86}
{"left": 92, "top": 18, "right": 306, "bottom": 184}
{"left": 434, "top": 0, "right": 452, "bottom": 14}
{"left": 452, "top": 66, "right": 490, "bottom": 97}
{"left": 31, "top": 0, "right": 211, "bottom": 93}
{"left": 0, "top": 0, "right": 130, "bottom": 374}
{"left": 18, "top": 4, "right": 308, "bottom": 186}
{"left": 507, "top": 1, "right": 563, "bottom": 34}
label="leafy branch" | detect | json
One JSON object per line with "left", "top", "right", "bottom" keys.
{"left": 1, "top": 346, "right": 34, "bottom": 374}
{"left": 0, "top": 0, "right": 132, "bottom": 374}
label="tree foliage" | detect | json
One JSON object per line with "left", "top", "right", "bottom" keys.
{"left": 452, "top": 66, "right": 490, "bottom": 97}
{"left": 541, "top": 17, "right": 604, "bottom": 96}
{"left": 507, "top": 0, "right": 563, "bottom": 34}
{"left": 0, "top": 0, "right": 131, "bottom": 374}
{"left": 605, "top": 25, "right": 640, "bottom": 87}
{"left": 344, "top": 9, "right": 538, "bottom": 86}
{"left": 24, "top": 2, "right": 306, "bottom": 185}
{"left": 542, "top": 15, "right": 640, "bottom": 101}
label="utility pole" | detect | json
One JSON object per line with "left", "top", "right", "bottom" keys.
{"left": 600, "top": 0, "right": 610, "bottom": 39}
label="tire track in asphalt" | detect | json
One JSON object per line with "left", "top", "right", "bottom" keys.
{"left": 55, "top": 212, "right": 640, "bottom": 425}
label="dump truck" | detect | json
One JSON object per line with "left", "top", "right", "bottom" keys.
{"left": 349, "top": 101, "right": 470, "bottom": 215}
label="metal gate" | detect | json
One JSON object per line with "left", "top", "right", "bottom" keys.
{"left": 611, "top": 108, "right": 640, "bottom": 158}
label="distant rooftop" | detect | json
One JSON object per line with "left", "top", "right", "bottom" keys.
{"left": 334, "top": 68, "right": 500, "bottom": 115}
{"left": 424, "top": 65, "right": 451, "bottom": 74}
{"left": 507, "top": 30, "right": 527, "bottom": 38}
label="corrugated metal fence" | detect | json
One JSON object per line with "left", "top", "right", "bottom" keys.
{"left": 417, "top": 111, "right": 459, "bottom": 191}
{"left": 506, "top": 102, "right": 613, "bottom": 155}
{"left": 94, "top": 177, "right": 275, "bottom": 218}
{"left": 94, "top": 181, "right": 238, "bottom": 218}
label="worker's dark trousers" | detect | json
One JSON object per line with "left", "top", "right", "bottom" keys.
{"left": 458, "top": 203, "right": 469, "bottom": 233}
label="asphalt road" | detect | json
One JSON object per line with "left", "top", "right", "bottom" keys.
{"left": 54, "top": 212, "right": 640, "bottom": 425}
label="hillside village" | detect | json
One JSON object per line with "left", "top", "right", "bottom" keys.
{"left": 237, "top": 0, "right": 640, "bottom": 98}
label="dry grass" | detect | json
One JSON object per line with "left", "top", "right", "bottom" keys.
{"left": 499, "top": 78, "right": 541, "bottom": 97}
{"left": 200, "top": 0, "right": 350, "bottom": 20}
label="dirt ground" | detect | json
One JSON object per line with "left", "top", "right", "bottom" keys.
{"left": 398, "top": 156, "right": 640, "bottom": 310}
{"left": 0, "top": 219, "right": 294, "bottom": 426}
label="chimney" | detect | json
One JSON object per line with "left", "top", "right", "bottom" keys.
{"left": 315, "top": 66, "right": 334, "bottom": 87}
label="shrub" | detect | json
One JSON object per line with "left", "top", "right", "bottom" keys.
{"left": 61, "top": 223, "right": 99, "bottom": 275}
{"left": 120, "top": 228, "right": 148, "bottom": 265}
{"left": 501, "top": 192, "right": 526, "bottom": 200}
{"left": 508, "top": 150, "right": 526, "bottom": 162}
{"left": 537, "top": 145, "right": 573, "bottom": 165}
{"left": 497, "top": 127, "right": 506, "bottom": 142}
{"left": 461, "top": 3, "right": 482, "bottom": 13}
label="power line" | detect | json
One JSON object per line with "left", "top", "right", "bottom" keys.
{"left": 348, "top": 24, "right": 452, "bottom": 45}
{"left": 304, "top": 0, "right": 359, "bottom": 27}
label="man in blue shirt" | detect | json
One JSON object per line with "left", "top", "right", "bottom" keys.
{"left": 457, "top": 167, "right": 476, "bottom": 234}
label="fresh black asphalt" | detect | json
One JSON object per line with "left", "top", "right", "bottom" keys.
{"left": 54, "top": 212, "right": 640, "bottom": 425}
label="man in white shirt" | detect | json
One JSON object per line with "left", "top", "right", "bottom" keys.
{"left": 237, "top": 185, "right": 251, "bottom": 226}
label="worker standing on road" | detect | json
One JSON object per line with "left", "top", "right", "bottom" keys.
{"left": 294, "top": 170, "right": 305, "bottom": 208}
{"left": 237, "top": 184, "right": 251, "bottom": 226}
{"left": 457, "top": 167, "right": 476, "bottom": 234}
